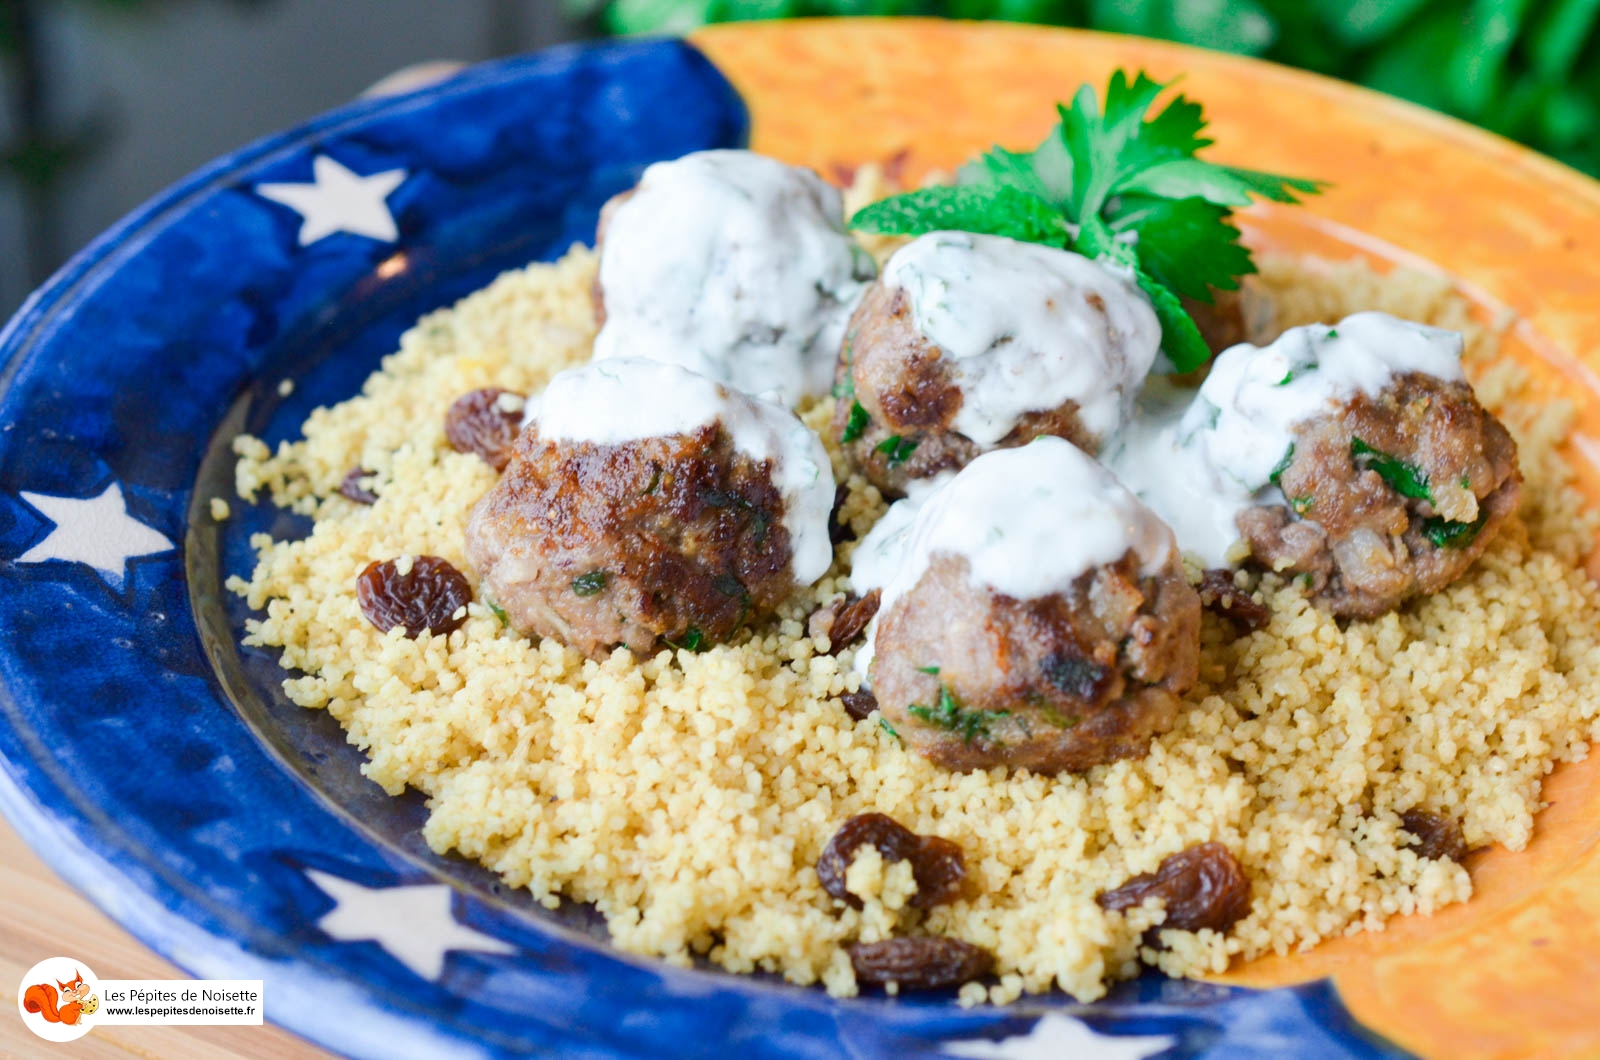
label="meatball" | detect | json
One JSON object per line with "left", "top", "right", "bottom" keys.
{"left": 590, "top": 150, "right": 877, "bottom": 406}
{"left": 464, "top": 359, "right": 835, "bottom": 658}
{"left": 831, "top": 231, "right": 1161, "bottom": 496}
{"left": 853, "top": 438, "right": 1199, "bottom": 773}
{"left": 1107, "top": 312, "right": 1520, "bottom": 618}
{"left": 1237, "top": 371, "right": 1520, "bottom": 617}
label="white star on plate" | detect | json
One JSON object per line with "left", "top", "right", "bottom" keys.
{"left": 943, "top": 1013, "right": 1176, "bottom": 1060}
{"left": 306, "top": 869, "right": 516, "bottom": 980}
{"left": 257, "top": 155, "right": 407, "bottom": 246}
{"left": 15, "top": 482, "right": 174, "bottom": 588}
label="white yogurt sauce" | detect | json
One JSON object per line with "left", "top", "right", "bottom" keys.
{"left": 882, "top": 231, "right": 1161, "bottom": 446}
{"left": 528, "top": 358, "right": 836, "bottom": 584}
{"left": 1104, "top": 311, "right": 1466, "bottom": 566}
{"left": 591, "top": 150, "right": 877, "bottom": 406}
{"left": 851, "top": 437, "right": 1176, "bottom": 679}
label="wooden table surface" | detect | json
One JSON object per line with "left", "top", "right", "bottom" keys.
{"left": 0, "top": 815, "right": 331, "bottom": 1059}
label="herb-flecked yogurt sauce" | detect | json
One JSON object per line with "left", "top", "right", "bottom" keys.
{"left": 882, "top": 231, "right": 1162, "bottom": 445}
{"left": 849, "top": 437, "right": 1177, "bottom": 679}
{"left": 1102, "top": 311, "right": 1466, "bottom": 566}
{"left": 525, "top": 358, "right": 837, "bottom": 585}
{"left": 591, "top": 150, "right": 878, "bottom": 406}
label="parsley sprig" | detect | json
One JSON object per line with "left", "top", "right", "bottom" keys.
{"left": 849, "top": 71, "right": 1322, "bottom": 374}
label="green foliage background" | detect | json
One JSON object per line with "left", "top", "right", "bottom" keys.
{"left": 571, "top": 0, "right": 1600, "bottom": 177}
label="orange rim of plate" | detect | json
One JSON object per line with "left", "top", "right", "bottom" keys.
{"left": 694, "top": 19, "right": 1600, "bottom": 1060}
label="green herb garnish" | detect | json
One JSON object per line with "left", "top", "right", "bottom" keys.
{"left": 666, "top": 626, "right": 706, "bottom": 653}
{"left": 1269, "top": 443, "right": 1295, "bottom": 487}
{"left": 852, "top": 184, "right": 1072, "bottom": 246}
{"left": 572, "top": 570, "right": 608, "bottom": 597}
{"left": 907, "top": 682, "right": 1009, "bottom": 744}
{"left": 1291, "top": 495, "right": 1315, "bottom": 515}
{"left": 850, "top": 70, "right": 1322, "bottom": 374}
{"left": 1423, "top": 510, "right": 1489, "bottom": 549}
{"left": 841, "top": 400, "right": 871, "bottom": 444}
{"left": 1040, "top": 705, "right": 1080, "bottom": 730}
{"left": 917, "top": 665, "right": 941, "bottom": 675}
{"left": 1351, "top": 438, "right": 1432, "bottom": 501}
{"left": 641, "top": 466, "right": 662, "bottom": 495}
{"left": 879, "top": 716, "right": 900, "bottom": 740}
{"left": 487, "top": 602, "right": 509, "bottom": 628}
{"left": 875, "top": 434, "right": 919, "bottom": 466}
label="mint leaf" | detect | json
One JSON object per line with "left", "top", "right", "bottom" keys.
{"left": 1075, "top": 213, "right": 1208, "bottom": 372}
{"left": 849, "top": 185, "right": 1071, "bottom": 246}
{"left": 1071, "top": 212, "right": 1138, "bottom": 269}
{"left": 1133, "top": 268, "right": 1212, "bottom": 373}
{"left": 958, "top": 129, "right": 1076, "bottom": 208}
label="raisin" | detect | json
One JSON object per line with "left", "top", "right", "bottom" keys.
{"left": 828, "top": 482, "right": 855, "bottom": 546}
{"left": 1097, "top": 841, "right": 1252, "bottom": 933}
{"left": 817, "top": 812, "right": 967, "bottom": 910}
{"left": 906, "top": 835, "right": 967, "bottom": 909}
{"left": 445, "top": 387, "right": 524, "bottom": 471}
{"left": 840, "top": 690, "right": 878, "bottom": 722}
{"left": 847, "top": 937, "right": 993, "bottom": 990}
{"left": 357, "top": 556, "right": 472, "bottom": 638}
{"left": 1198, "top": 569, "right": 1271, "bottom": 633}
{"left": 339, "top": 467, "right": 379, "bottom": 505}
{"left": 827, "top": 590, "right": 880, "bottom": 655}
{"left": 1401, "top": 809, "right": 1468, "bottom": 862}
{"left": 809, "top": 591, "right": 881, "bottom": 655}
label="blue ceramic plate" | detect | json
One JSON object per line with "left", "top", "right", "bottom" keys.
{"left": 0, "top": 37, "right": 1406, "bottom": 1059}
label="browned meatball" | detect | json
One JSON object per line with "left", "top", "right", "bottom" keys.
{"left": 1237, "top": 372, "right": 1520, "bottom": 618}
{"left": 588, "top": 150, "right": 876, "bottom": 405}
{"left": 870, "top": 550, "right": 1200, "bottom": 773}
{"left": 831, "top": 281, "right": 1097, "bottom": 497}
{"left": 464, "top": 360, "right": 835, "bottom": 658}
{"left": 467, "top": 425, "right": 791, "bottom": 658}
{"left": 829, "top": 232, "right": 1160, "bottom": 498}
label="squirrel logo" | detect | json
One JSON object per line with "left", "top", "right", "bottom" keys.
{"left": 16, "top": 958, "right": 100, "bottom": 1042}
{"left": 23, "top": 969, "right": 94, "bottom": 1026}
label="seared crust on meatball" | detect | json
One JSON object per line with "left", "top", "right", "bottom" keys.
{"left": 831, "top": 281, "right": 1096, "bottom": 497}
{"left": 465, "top": 424, "right": 797, "bottom": 658}
{"left": 1238, "top": 372, "right": 1520, "bottom": 618}
{"left": 871, "top": 551, "right": 1200, "bottom": 773}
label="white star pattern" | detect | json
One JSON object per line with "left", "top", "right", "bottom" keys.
{"left": 942, "top": 1013, "right": 1176, "bottom": 1060}
{"left": 257, "top": 155, "right": 407, "bottom": 246}
{"left": 306, "top": 869, "right": 516, "bottom": 980}
{"left": 15, "top": 482, "right": 174, "bottom": 587}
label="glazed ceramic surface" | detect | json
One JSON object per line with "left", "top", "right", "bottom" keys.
{"left": 0, "top": 21, "right": 1596, "bottom": 1060}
